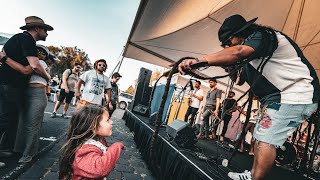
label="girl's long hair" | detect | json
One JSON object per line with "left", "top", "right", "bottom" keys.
{"left": 59, "top": 105, "right": 106, "bottom": 179}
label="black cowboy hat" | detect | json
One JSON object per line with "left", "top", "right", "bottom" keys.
{"left": 218, "top": 14, "right": 257, "bottom": 47}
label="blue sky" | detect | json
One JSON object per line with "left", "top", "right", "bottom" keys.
{"left": 0, "top": 0, "right": 160, "bottom": 90}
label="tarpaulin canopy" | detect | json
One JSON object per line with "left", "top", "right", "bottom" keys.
{"left": 123, "top": 0, "right": 320, "bottom": 92}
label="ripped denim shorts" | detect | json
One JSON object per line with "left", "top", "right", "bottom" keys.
{"left": 253, "top": 103, "right": 318, "bottom": 147}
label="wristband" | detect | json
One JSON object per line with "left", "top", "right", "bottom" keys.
{"left": 194, "top": 58, "right": 200, "bottom": 62}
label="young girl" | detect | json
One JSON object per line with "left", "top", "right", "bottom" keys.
{"left": 59, "top": 105, "right": 124, "bottom": 180}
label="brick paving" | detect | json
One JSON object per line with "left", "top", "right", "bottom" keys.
{"left": 17, "top": 109, "right": 155, "bottom": 180}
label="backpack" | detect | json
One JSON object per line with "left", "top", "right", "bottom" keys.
{"left": 58, "top": 69, "right": 73, "bottom": 89}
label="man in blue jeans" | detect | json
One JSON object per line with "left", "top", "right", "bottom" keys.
{"left": 178, "top": 14, "right": 319, "bottom": 180}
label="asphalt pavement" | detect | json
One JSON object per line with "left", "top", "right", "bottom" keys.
{"left": 0, "top": 101, "right": 155, "bottom": 180}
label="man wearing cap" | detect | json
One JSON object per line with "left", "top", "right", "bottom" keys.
{"left": 178, "top": 14, "right": 319, "bottom": 180}
{"left": 108, "top": 72, "right": 122, "bottom": 116}
{"left": 75, "top": 59, "right": 112, "bottom": 109}
{"left": 0, "top": 16, "right": 53, "bottom": 165}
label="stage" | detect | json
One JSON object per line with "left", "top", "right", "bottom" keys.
{"left": 123, "top": 110, "right": 317, "bottom": 180}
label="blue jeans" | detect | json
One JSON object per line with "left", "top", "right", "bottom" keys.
{"left": 254, "top": 103, "right": 318, "bottom": 147}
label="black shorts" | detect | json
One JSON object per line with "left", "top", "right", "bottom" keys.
{"left": 58, "top": 89, "right": 75, "bottom": 104}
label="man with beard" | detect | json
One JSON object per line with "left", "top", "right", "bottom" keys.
{"left": 0, "top": 16, "right": 52, "bottom": 167}
{"left": 75, "top": 59, "right": 111, "bottom": 110}
{"left": 197, "top": 78, "right": 221, "bottom": 139}
{"left": 184, "top": 80, "right": 203, "bottom": 125}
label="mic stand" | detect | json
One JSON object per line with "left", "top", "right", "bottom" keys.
{"left": 173, "top": 80, "right": 192, "bottom": 121}
{"left": 307, "top": 107, "right": 320, "bottom": 176}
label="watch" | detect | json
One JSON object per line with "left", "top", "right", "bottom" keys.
{"left": 0, "top": 56, "right": 7, "bottom": 63}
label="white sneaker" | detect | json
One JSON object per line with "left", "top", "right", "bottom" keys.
{"left": 228, "top": 170, "right": 252, "bottom": 180}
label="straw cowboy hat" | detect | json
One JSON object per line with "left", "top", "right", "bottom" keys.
{"left": 20, "top": 16, "right": 54, "bottom": 31}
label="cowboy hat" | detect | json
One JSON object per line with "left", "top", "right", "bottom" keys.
{"left": 218, "top": 14, "right": 257, "bottom": 46}
{"left": 20, "top": 16, "right": 54, "bottom": 31}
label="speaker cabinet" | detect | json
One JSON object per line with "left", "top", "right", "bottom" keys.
{"left": 166, "top": 120, "right": 197, "bottom": 148}
{"left": 130, "top": 68, "right": 152, "bottom": 116}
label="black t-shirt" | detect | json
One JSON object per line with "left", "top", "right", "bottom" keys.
{"left": 222, "top": 98, "right": 237, "bottom": 115}
{"left": 0, "top": 31, "right": 37, "bottom": 87}
{"left": 110, "top": 82, "right": 119, "bottom": 104}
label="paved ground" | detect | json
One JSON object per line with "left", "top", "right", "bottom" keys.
{"left": 17, "top": 107, "right": 155, "bottom": 180}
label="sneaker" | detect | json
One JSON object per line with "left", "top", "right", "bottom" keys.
{"left": 50, "top": 112, "right": 56, "bottom": 118}
{"left": 228, "top": 170, "right": 252, "bottom": 180}
{"left": 62, "top": 114, "right": 68, "bottom": 119}
{"left": 18, "top": 155, "right": 33, "bottom": 163}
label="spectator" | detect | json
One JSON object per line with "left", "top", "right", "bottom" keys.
{"left": 10, "top": 45, "right": 58, "bottom": 163}
{"left": 50, "top": 63, "right": 81, "bottom": 118}
{"left": 0, "top": 16, "right": 52, "bottom": 167}
{"left": 59, "top": 105, "right": 124, "bottom": 179}
{"left": 75, "top": 59, "right": 111, "bottom": 109}
{"left": 108, "top": 72, "right": 122, "bottom": 116}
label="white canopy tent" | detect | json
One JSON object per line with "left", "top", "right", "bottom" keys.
{"left": 123, "top": 0, "right": 320, "bottom": 93}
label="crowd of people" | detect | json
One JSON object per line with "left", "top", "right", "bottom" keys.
{"left": 0, "top": 13, "right": 319, "bottom": 180}
{"left": 0, "top": 16, "right": 124, "bottom": 179}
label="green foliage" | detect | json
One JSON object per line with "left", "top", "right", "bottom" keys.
{"left": 47, "top": 46, "right": 92, "bottom": 78}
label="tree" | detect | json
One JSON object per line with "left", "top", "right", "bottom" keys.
{"left": 125, "top": 85, "right": 135, "bottom": 95}
{"left": 149, "top": 68, "right": 162, "bottom": 86}
{"left": 47, "top": 46, "right": 91, "bottom": 78}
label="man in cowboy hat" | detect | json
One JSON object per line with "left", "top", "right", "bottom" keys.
{"left": 0, "top": 16, "right": 53, "bottom": 165}
{"left": 178, "top": 14, "right": 319, "bottom": 180}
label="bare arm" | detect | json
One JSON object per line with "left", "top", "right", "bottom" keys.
{"left": 6, "top": 57, "right": 33, "bottom": 75}
{"left": 201, "top": 45, "right": 255, "bottom": 66}
{"left": 178, "top": 45, "right": 255, "bottom": 73}
{"left": 27, "top": 56, "right": 50, "bottom": 82}
{"left": 75, "top": 79, "right": 85, "bottom": 99}
{"left": 106, "top": 89, "right": 111, "bottom": 104}
{"left": 62, "top": 70, "right": 70, "bottom": 92}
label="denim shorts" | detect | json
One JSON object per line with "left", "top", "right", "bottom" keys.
{"left": 253, "top": 103, "right": 318, "bottom": 147}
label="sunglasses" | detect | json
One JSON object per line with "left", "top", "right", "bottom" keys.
{"left": 98, "top": 64, "right": 107, "bottom": 68}
{"left": 38, "top": 50, "right": 48, "bottom": 57}
{"left": 221, "top": 36, "right": 233, "bottom": 48}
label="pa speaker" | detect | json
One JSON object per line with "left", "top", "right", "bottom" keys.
{"left": 166, "top": 120, "right": 197, "bottom": 148}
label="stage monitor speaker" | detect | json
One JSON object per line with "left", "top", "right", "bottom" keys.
{"left": 133, "top": 104, "right": 149, "bottom": 115}
{"left": 166, "top": 120, "right": 197, "bottom": 148}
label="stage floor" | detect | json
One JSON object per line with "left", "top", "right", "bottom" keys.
{"left": 125, "top": 110, "right": 318, "bottom": 180}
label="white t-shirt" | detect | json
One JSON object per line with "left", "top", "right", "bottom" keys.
{"left": 29, "top": 60, "right": 48, "bottom": 85}
{"left": 190, "top": 88, "right": 204, "bottom": 108}
{"left": 80, "top": 70, "right": 111, "bottom": 105}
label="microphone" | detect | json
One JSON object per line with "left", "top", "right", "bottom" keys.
{"left": 189, "top": 80, "right": 194, "bottom": 90}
